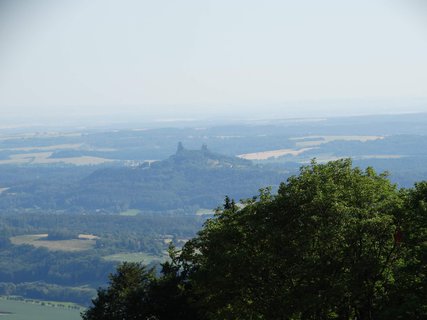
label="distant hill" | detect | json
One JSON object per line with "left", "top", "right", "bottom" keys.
{"left": 0, "top": 144, "right": 287, "bottom": 213}
{"left": 159, "top": 142, "right": 251, "bottom": 168}
{"left": 75, "top": 144, "right": 283, "bottom": 211}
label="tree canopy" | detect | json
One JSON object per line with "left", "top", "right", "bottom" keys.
{"left": 82, "top": 159, "right": 426, "bottom": 320}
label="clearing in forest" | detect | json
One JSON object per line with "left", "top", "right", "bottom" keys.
{"left": 10, "top": 234, "right": 97, "bottom": 252}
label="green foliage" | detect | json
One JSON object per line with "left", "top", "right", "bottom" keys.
{"left": 82, "top": 159, "right": 426, "bottom": 319}
{"left": 379, "top": 182, "right": 427, "bottom": 319}
{"left": 82, "top": 251, "right": 199, "bottom": 320}
{"left": 144, "top": 246, "right": 200, "bottom": 320}
{"left": 81, "top": 262, "right": 155, "bottom": 320}
{"left": 178, "top": 159, "right": 424, "bottom": 319}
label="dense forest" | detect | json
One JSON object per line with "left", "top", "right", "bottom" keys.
{"left": 83, "top": 160, "right": 426, "bottom": 320}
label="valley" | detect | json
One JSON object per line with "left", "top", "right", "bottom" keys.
{"left": 0, "top": 113, "right": 427, "bottom": 310}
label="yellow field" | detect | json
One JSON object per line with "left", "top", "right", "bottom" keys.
{"left": 10, "top": 234, "right": 97, "bottom": 252}
{"left": 291, "top": 135, "right": 384, "bottom": 148}
{"left": 0, "top": 144, "right": 83, "bottom": 152}
{"left": 0, "top": 187, "right": 9, "bottom": 194}
{"left": 237, "top": 135, "right": 385, "bottom": 161}
{"left": 196, "top": 208, "right": 215, "bottom": 215}
{"left": 238, "top": 148, "right": 312, "bottom": 160}
{"left": 0, "top": 133, "right": 117, "bottom": 165}
{"left": 0, "top": 152, "right": 113, "bottom": 166}
{"left": 103, "top": 252, "right": 169, "bottom": 264}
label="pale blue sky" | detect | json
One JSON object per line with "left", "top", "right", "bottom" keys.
{"left": 0, "top": 0, "right": 426, "bottom": 123}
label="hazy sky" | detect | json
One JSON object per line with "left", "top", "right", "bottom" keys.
{"left": 0, "top": 0, "right": 427, "bottom": 123}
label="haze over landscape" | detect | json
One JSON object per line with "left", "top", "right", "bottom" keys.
{"left": 0, "top": 0, "right": 427, "bottom": 125}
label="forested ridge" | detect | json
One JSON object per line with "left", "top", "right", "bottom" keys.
{"left": 0, "top": 144, "right": 285, "bottom": 212}
{"left": 83, "top": 159, "right": 426, "bottom": 320}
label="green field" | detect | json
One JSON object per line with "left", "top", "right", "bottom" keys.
{"left": 196, "top": 208, "right": 215, "bottom": 215}
{"left": 119, "top": 209, "right": 141, "bottom": 216}
{"left": 0, "top": 297, "right": 83, "bottom": 320}
{"left": 103, "top": 252, "right": 168, "bottom": 264}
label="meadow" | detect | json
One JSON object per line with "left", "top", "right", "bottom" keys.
{"left": 103, "top": 252, "right": 168, "bottom": 264}
{"left": 0, "top": 297, "right": 83, "bottom": 320}
{"left": 10, "top": 234, "right": 96, "bottom": 252}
